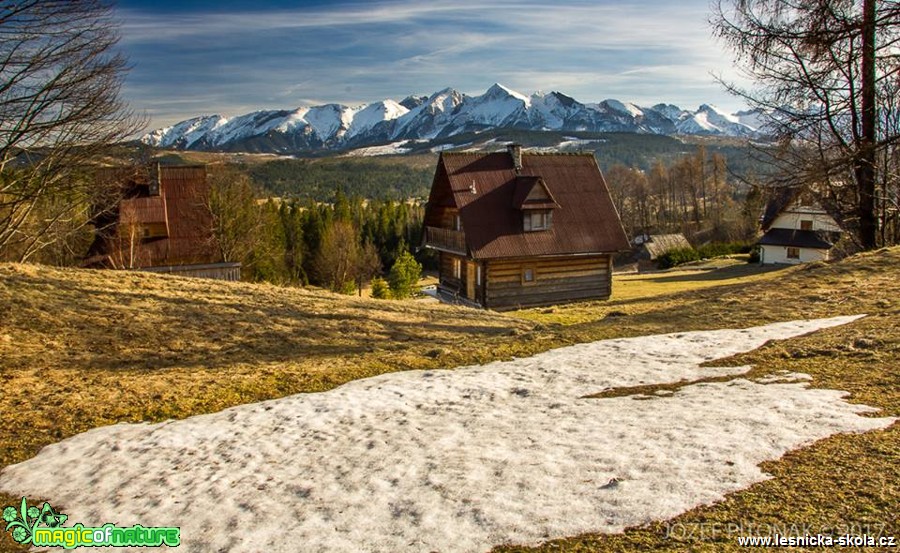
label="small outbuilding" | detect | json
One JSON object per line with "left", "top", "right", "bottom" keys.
{"left": 633, "top": 233, "right": 692, "bottom": 271}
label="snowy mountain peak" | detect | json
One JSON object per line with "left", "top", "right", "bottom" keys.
{"left": 142, "top": 84, "right": 763, "bottom": 153}
{"left": 483, "top": 83, "right": 531, "bottom": 106}
{"left": 602, "top": 99, "right": 643, "bottom": 118}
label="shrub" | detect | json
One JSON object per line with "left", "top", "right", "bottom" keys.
{"left": 657, "top": 247, "right": 700, "bottom": 269}
{"left": 388, "top": 251, "right": 423, "bottom": 299}
{"left": 371, "top": 277, "right": 391, "bottom": 299}
{"left": 748, "top": 246, "right": 761, "bottom": 263}
{"left": 696, "top": 241, "right": 753, "bottom": 258}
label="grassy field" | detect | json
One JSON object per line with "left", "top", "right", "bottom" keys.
{"left": 611, "top": 258, "right": 786, "bottom": 301}
{"left": 1, "top": 249, "right": 898, "bottom": 552}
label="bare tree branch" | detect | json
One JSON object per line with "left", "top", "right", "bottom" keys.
{"left": 0, "top": 0, "right": 145, "bottom": 261}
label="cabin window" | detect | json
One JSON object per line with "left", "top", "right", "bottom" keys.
{"left": 476, "top": 265, "right": 482, "bottom": 286}
{"left": 522, "top": 267, "right": 536, "bottom": 284}
{"left": 787, "top": 247, "right": 800, "bottom": 259}
{"left": 524, "top": 210, "right": 552, "bottom": 232}
{"left": 452, "top": 257, "right": 461, "bottom": 279}
{"left": 454, "top": 214, "right": 462, "bottom": 231}
{"left": 800, "top": 219, "right": 813, "bottom": 231}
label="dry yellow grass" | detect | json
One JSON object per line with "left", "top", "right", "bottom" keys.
{"left": 611, "top": 259, "right": 786, "bottom": 302}
{"left": 1, "top": 249, "right": 898, "bottom": 552}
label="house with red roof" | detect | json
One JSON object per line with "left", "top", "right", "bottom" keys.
{"left": 423, "top": 145, "right": 629, "bottom": 309}
{"left": 84, "top": 164, "right": 240, "bottom": 280}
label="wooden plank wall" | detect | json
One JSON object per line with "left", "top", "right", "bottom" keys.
{"left": 439, "top": 252, "right": 463, "bottom": 292}
{"left": 425, "top": 206, "right": 458, "bottom": 230}
{"left": 485, "top": 255, "right": 611, "bottom": 309}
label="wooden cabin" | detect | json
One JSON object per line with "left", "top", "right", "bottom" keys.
{"left": 423, "top": 145, "right": 629, "bottom": 310}
{"left": 84, "top": 164, "right": 241, "bottom": 281}
{"left": 757, "top": 186, "right": 842, "bottom": 265}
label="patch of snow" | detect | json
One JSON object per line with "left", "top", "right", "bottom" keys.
{"left": 142, "top": 115, "right": 228, "bottom": 148}
{"left": 344, "top": 141, "right": 412, "bottom": 156}
{"left": 2, "top": 316, "right": 893, "bottom": 553}
{"left": 430, "top": 143, "right": 470, "bottom": 153}
{"left": 345, "top": 100, "right": 409, "bottom": 138}
{"left": 274, "top": 107, "right": 312, "bottom": 133}
{"left": 303, "top": 104, "right": 353, "bottom": 141}
{"left": 603, "top": 99, "right": 644, "bottom": 118}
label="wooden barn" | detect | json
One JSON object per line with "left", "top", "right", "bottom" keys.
{"left": 423, "top": 145, "right": 629, "bottom": 310}
{"left": 84, "top": 164, "right": 240, "bottom": 280}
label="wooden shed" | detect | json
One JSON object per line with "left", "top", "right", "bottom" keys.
{"left": 634, "top": 233, "right": 692, "bottom": 271}
{"left": 423, "top": 145, "right": 629, "bottom": 310}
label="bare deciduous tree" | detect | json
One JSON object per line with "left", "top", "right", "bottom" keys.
{"left": 0, "top": 0, "right": 144, "bottom": 261}
{"left": 712, "top": 0, "right": 900, "bottom": 250}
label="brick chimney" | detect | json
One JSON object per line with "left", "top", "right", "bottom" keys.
{"left": 507, "top": 143, "right": 522, "bottom": 172}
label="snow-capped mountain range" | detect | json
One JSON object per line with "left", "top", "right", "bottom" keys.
{"left": 143, "top": 84, "right": 765, "bottom": 154}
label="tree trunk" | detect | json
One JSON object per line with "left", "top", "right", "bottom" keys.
{"left": 857, "top": 0, "right": 877, "bottom": 249}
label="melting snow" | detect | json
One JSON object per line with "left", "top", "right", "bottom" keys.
{"left": 344, "top": 141, "right": 413, "bottom": 156}
{"left": 1, "top": 316, "right": 893, "bottom": 553}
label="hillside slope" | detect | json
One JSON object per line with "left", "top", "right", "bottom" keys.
{"left": 1, "top": 249, "right": 898, "bottom": 551}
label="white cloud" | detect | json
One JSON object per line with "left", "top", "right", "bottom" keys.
{"left": 118, "top": 0, "right": 753, "bottom": 128}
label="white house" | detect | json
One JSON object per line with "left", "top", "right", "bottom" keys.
{"left": 758, "top": 186, "right": 842, "bottom": 265}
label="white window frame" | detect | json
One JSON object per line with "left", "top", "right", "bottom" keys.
{"left": 786, "top": 247, "right": 800, "bottom": 259}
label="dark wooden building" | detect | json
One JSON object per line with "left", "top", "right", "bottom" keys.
{"left": 85, "top": 164, "right": 240, "bottom": 280}
{"left": 423, "top": 145, "right": 629, "bottom": 310}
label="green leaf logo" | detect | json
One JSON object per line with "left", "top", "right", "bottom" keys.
{"left": 2, "top": 498, "right": 67, "bottom": 545}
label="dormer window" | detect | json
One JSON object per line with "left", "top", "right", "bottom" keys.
{"left": 513, "top": 175, "right": 559, "bottom": 233}
{"left": 524, "top": 210, "right": 552, "bottom": 231}
{"left": 800, "top": 219, "right": 812, "bottom": 231}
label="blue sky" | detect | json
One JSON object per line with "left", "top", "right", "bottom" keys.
{"left": 116, "top": 0, "right": 751, "bottom": 129}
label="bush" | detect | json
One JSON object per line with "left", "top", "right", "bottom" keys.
{"left": 371, "top": 277, "right": 391, "bottom": 299}
{"left": 388, "top": 251, "right": 423, "bottom": 299}
{"left": 696, "top": 241, "right": 753, "bottom": 258}
{"left": 338, "top": 280, "right": 357, "bottom": 295}
{"left": 748, "top": 246, "right": 761, "bottom": 263}
{"left": 656, "top": 247, "right": 700, "bottom": 269}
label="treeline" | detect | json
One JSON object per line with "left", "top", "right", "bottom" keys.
{"left": 605, "top": 146, "right": 763, "bottom": 243}
{"left": 244, "top": 159, "right": 433, "bottom": 201}
{"left": 208, "top": 167, "right": 426, "bottom": 295}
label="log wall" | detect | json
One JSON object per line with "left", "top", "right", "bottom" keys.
{"left": 484, "top": 255, "right": 611, "bottom": 309}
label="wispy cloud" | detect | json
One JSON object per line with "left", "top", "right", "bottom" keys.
{"left": 117, "top": 0, "right": 751, "bottom": 128}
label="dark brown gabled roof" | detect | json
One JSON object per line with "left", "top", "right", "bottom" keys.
{"left": 439, "top": 151, "right": 630, "bottom": 260}
{"left": 758, "top": 228, "right": 838, "bottom": 249}
{"left": 119, "top": 196, "right": 169, "bottom": 228}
